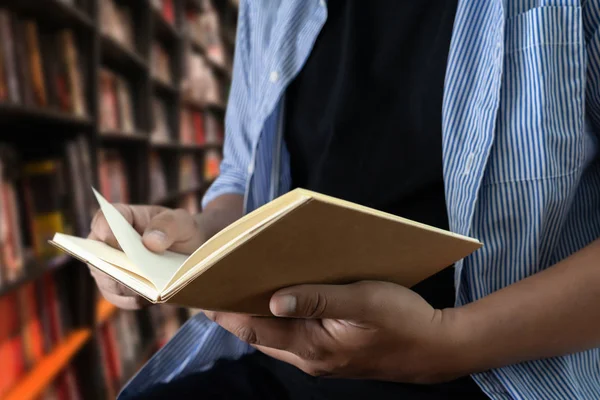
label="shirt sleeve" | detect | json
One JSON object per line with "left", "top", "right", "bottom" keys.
{"left": 202, "top": 0, "right": 254, "bottom": 208}
{"left": 118, "top": 313, "right": 254, "bottom": 400}
{"left": 583, "top": 1, "right": 600, "bottom": 135}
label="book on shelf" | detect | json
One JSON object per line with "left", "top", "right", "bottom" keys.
{"left": 179, "top": 155, "right": 200, "bottom": 191}
{"left": 0, "top": 140, "right": 93, "bottom": 289}
{"left": 151, "top": 97, "right": 171, "bottom": 143}
{"left": 50, "top": 188, "right": 482, "bottom": 315}
{"left": 152, "top": 0, "right": 176, "bottom": 26}
{"left": 204, "top": 112, "right": 223, "bottom": 145}
{"left": 182, "top": 49, "right": 222, "bottom": 106}
{"left": 0, "top": 271, "right": 82, "bottom": 399}
{"left": 203, "top": 148, "right": 221, "bottom": 181}
{"left": 149, "top": 152, "right": 167, "bottom": 203}
{"left": 0, "top": 146, "right": 25, "bottom": 284}
{"left": 179, "top": 109, "right": 205, "bottom": 145}
{"left": 21, "top": 160, "right": 71, "bottom": 260}
{"left": 0, "top": 9, "right": 87, "bottom": 115}
{"left": 184, "top": 1, "right": 226, "bottom": 67}
{"left": 98, "top": 150, "right": 129, "bottom": 204}
{"left": 99, "top": 68, "right": 135, "bottom": 134}
{"left": 151, "top": 41, "right": 172, "bottom": 85}
{"left": 101, "top": 0, "right": 135, "bottom": 52}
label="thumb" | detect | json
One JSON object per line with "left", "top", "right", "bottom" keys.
{"left": 270, "top": 282, "right": 380, "bottom": 320}
{"left": 142, "top": 209, "right": 199, "bottom": 253}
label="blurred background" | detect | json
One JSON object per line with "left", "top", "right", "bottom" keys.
{"left": 0, "top": 0, "right": 237, "bottom": 398}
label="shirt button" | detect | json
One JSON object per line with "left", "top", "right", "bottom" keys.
{"left": 247, "top": 163, "right": 254, "bottom": 174}
{"left": 269, "top": 71, "right": 280, "bottom": 83}
{"left": 319, "top": 0, "right": 326, "bottom": 7}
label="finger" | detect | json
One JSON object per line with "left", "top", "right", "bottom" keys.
{"left": 142, "top": 209, "right": 203, "bottom": 253}
{"left": 270, "top": 281, "right": 387, "bottom": 321}
{"left": 205, "top": 312, "right": 325, "bottom": 360}
{"left": 254, "top": 346, "right": 333, "bottom": 378}
{"left": 89, "top": 204, "right": 134, "bottom": 249}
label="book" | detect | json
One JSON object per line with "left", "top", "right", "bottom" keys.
{"left": 50, "top": 188, "right": 482, "bottom": 315}
{"left": 24, "top": 20, "right": 47, "bottom": 107}
{"left": 0, "top": 9, "right": 20, "bottom": 103}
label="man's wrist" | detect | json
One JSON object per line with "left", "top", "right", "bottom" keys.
{"left": 425, "top": 306, "right": 480, "bottom": 383}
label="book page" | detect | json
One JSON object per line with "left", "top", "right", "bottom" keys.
{"left": 92, "top": 189, "right": 188, "bottom": 292}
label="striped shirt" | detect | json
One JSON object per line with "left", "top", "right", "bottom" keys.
{"left": 120, "top": 1, "right": 600, "bottom": 399}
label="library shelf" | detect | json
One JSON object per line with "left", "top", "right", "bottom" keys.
{"left": 187, "top": 37, "right": 232, "bottom": 80}
{"left": 152, "top": 8, "right": 179, "bottom": 43}
{"left": 152, "top": 186, "right": 203, "bottom": 205}
{"left": 96, "top": 298, "right": 118, "bottom": 326}
{"left": 101, "top": 35, "right": 148, "bottom": 74}
{"left": 151, "top": 142, "right": 204, "bottom": 151}
{"left": 152, "top": 77, "right": 179, "bottom": 97}
{"left": 4, "top": 329, "right": 92, "bottom": 400}
{"left": 0, "top": 104, "right": 93, "bottom": 127}
{"left": 0, "top": 254, "right": 72, "bottom": 298}
{"left": 100, "top": 131, "right": 150, "bottom": 143}
{"left": 5, "top": 0, "right": 94, "bottom": 30}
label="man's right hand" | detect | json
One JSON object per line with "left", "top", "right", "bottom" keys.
{"left": 88, "top": 204, "right": 207, "bottom": 310}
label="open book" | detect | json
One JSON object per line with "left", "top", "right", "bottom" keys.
{"left": 50, "top": 188, "right": 482, "bottom": 315}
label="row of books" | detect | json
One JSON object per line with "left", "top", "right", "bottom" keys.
{"left": 151, "top": 0, "right": 176, "bottom": 26}
{"left": 0, "top": 139, "right": 94, "bottom": 289}
{"left": 0, "top": 271, "right": 82, "bottom": 399}
{"left": 182, "top": 48, "right": 224, "bottom": 107}
{"left": 100, "top": 0, "right": 136, "bottom": 53}
{"left": 0, "top": 9, "right": 87, "bottom": 116}
{"left": 98, "top": 150, "right": 129, "bottom": 204}
{"left": 151, "top": 41, "right": 172, "bottom": 85}
{"left": 99, "top": 68, "right": 135, "bottom": 134}
{"left": 149, "top": 151, "right": 221, "bottom": 203}
{"left": 151, "top": 96, "right": 171, "bottom": 143}
{"left": 94, "top": 304, "right": 182, "bottom": 399}
{"left": 180, "top": 109, "right": 224, "bottom": 146}
{"left": 184, "top": 0, "right": 226, "bottom": 67}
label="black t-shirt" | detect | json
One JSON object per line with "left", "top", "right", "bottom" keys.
{"left": 285, "top": 0, "right": 457, "bottom": 310}
{"left": 284, "top": 1, "right": 486, "bottom": 397}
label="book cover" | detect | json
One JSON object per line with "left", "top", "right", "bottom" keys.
{"left": 12, "top": 17, "right": 34, "bottom": 106}
{"left": 0, "top": 10, "right": 19, "bottom": 102}
{"left": 24, "top": 20, "right": 47, "bottom": 107}
{"left": 60, "top": 30, "right": 86, "bottom": 116}
{"left": 22, "top": 161, "right": 68, "bottom": 259}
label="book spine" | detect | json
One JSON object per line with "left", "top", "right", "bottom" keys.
{"left": 0, "top": 10, "right": 20, "bottom": 103}
{"left": 24, "top": 20, "right": 47, "bottom": 107}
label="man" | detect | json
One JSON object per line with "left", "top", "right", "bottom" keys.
{"left": 90, "top": 1, "right": 600, "bottom": 398}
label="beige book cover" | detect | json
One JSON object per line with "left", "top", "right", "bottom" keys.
{"left": 50, "top": 188, "right": 482, "bottom": 316}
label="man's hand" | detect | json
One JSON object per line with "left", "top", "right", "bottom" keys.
{"left": 88, "top": 204, "right": 207, "bottom": 309}
{"left": 205, "top": 281, "right": 460, "bottom": 384}
{"left": 88, "top": 194, "right": 244, "bottom": 310}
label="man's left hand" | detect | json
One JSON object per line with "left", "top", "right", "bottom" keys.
{"left": 205, "top": 281, "right": 464, "bottom": 384}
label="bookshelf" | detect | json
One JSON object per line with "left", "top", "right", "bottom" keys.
{"left": 0, "top": 0, "right": 235, "bottom": 398}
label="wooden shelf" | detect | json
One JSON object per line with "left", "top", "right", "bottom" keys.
{"left": 152, "top": 186, "right": 202, "bottom": 205}
{"left": 152, "top": 77, "right": 179, "bottom": 97}
{"left": 96, "top": 298, "right": 118, "bottom": 325}
{"left": 100, "top": 131, "right": 149, "bottom": 143}
{"left": 0, "top": 103, "right": 93, "bottom": 127}
{"left": 151, "top": 141, "right": 203, "bottom": 151}
{"left": 187, "top": 38, "right": 232, "bottom": 80}
{"left": 4, "top": 0, "right": 94, "bottom": 30}
{"left": 101, "top": 35, "right": 148, "bottom": 73}
{"left": 152, "top": 8, "right": 179, "bottom": 43}
{"left": 0, "top": 254, "right": 72, "bottom": 298}
{"left": 4, "top": 329, "right": 92, "bottom": 400}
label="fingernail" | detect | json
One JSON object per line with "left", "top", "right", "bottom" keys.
{"left": 271, "top": 295, "right": 297, "bottom": 316}
{"left": 145, "top": 230, "right": 167, "bottom": 245}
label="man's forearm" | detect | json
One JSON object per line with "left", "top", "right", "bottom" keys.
{"left": 195, "top": 194, "right": 244, "bottom": 240}
{"left": 444, "top": 237, "right": 600, "bottom": 377}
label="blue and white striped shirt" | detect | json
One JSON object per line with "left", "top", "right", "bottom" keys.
{"left": 121, "top": 1, "right": 600, "bottom": 398}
